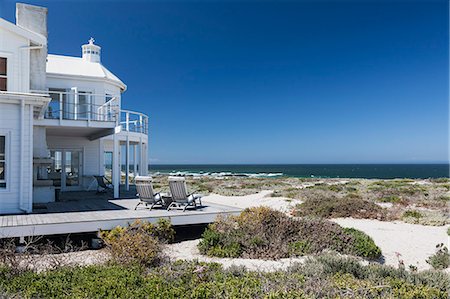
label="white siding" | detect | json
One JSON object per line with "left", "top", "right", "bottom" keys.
{"left": 0, "top": 27, "right": 30, "bottom": 92}
{"left": 0, "top": 103, "right": 33, "bottom": 214}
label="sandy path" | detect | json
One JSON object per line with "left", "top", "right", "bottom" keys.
{"left": 332, "top": 218, "right": 449, "bottom": 271}
{"left": 166, "top": 239, "right": 306, "bottom": 272}
{"left": 203, "top": 190, "right": 299, "bottom": 213}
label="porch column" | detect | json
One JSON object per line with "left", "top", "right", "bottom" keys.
{"left": 139, "top": 137, "right": 143, "bottom": 176}
{"left": 133, "top": 143, "right": 137, "bottom": 177}
{"left": 112, "top": 132, "right": 119, "bottom": 198}
{"left": 125, "top": 136, "right": 130, "bottom": 191}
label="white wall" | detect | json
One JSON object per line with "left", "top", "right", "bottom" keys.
{"left": 0, "top": 28, "right": 30, "bottom": 92}
{"left": 0, "top": 103, "right": 33, "bottom": 214}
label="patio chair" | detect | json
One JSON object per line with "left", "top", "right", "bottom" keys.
{"left": 167, "top": 176, "right": 203, "bottom": 211}
{"left": 134, "top": 176, "right": 168, "bottom": 210}
{"left": 94, "top": 175, "right": 113, "bottom": 193}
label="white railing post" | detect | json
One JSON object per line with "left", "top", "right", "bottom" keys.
{"left": 126, "top": 112, "right": 130, "bottom": 132}
{"left": 87, "top": 94, "right": 91, "bottom": 123}
{"left": 59, "top": 92, "right": 63, "bottom": 123}
{"left": 139, "top": 115, "right": 143, "bottom": 133}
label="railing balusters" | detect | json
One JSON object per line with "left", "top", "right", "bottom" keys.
{"left": 37, "top": 90, "right": 149, "bottom": 135}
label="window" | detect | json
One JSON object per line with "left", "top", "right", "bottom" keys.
{"left": 0, "top": 136, "right": 6, "bottom": 188}
{"left": 0, "top": 58, "right": 7, "bottom": 91}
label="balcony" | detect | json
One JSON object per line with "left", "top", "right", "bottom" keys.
{"left": 31, "top": 90, "right": 148, "bottom": 139}
{"left": 120, "top": 110, "right": 149, "bottom": 135}
{"left": 43, "top": 90, "right": 120, "bottom": 122}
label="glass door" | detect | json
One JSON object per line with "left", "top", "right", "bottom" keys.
{"left": 49, "top": 150, "right": 63, "bottom": 187}
{"left": 49, "top": 149, "right": 83, "bottom": 190}
{"left": 64, "top": 150, "right": 81, "bottom": 188}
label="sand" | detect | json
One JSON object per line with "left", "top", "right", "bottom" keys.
{"left": 166, "top": 239, "right": 307, "bottom": 272}
{"left": 332, "top": 218, "right": 449, "bottom": 271}
{"left": 203, "top": 190, "right": 300, "bottom": 213}
{"left": 198, "top": 191, "right": 449, "bottom": 271}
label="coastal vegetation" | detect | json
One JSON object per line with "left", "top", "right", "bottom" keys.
{"left": 0, "top": 216, "right": 448, "bottom": 298}
{"left": 426, "top": 243, "right": 450, "bottom": 270}
{"left": 100, "top": 219, "right": 175, "bottom": 266}
{"left": 198, "top": 207, "right": 382, "bottom": 260}
{"left": 150, "top": 176, "right": 449, "bottom": 226}
{"left": 0, "top": 255, "right": 448, "bottom": 298}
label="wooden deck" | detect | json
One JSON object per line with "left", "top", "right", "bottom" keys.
{"left": 0, "top": 197, "right": 241, "bottom": 238}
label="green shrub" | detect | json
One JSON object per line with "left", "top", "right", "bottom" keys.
{"left": 343, "top": 228, "right": 381, "bottom": 260}
{"left": 199, "top": 207, "right": 381, "bottom": 260}
{"left": 426, "top": 244, "right": 450, "bottom": 270}
{"left": 288, "top": 241, "right": 312, "bottom": 256}
{"left": 108, "top": 227, "right": 161, "bottom": 266}
{"left": 100, "top": 219, "right": 175, "bottom": 266}
{"left": 100, "top": 218, "right": 175, "bottom": 244}
{"left": 0, "top": 258, "right": 448, "bottom": 298}
{"left": 295, "top": 195, "right": 386, "bottom": 220}
{"left": 378, "top": 195, "right": 402, "bottom": 203}
{"left": 403, "top": 210, "right": 422, "bottom": 219}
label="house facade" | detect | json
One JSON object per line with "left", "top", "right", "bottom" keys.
{"left": 0, "top": 3, "right": 149, "bottom": 214}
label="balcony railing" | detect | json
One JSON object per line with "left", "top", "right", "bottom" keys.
{"left": 120, "top": 110, "right": 149, "bottom": 135}
{"left": 41, "top": 90, "right": 120, "bottom": 122}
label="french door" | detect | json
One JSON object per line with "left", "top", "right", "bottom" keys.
{"left": 49, "top": 149, "right": 83, "bottom": 191}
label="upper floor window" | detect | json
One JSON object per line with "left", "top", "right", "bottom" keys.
{"left": 0, "top": 136, "right": 6, "bottom": 188}
{"left": 0, "top": 58, "right": 7, "bottom": 91}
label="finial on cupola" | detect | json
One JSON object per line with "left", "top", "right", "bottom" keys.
{"left": 82, "top": 37, "right": 101, "bottom": 63}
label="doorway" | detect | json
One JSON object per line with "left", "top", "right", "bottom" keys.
{"left": 49, "top": 149, "right": 83, "bottom": 191}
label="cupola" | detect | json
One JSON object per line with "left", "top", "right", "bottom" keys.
{"left": 82, "top": 37, "right": 101, "bottom": 63}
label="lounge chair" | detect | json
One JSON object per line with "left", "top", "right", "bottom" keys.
{"left": 94, "top": 175, "right": 113, "bottom": 193}
{"left": 167, "top": 176, "right": 203, "bottom": 211}
{"left": 134, "top": 176, "right": 168, "bottom": 210}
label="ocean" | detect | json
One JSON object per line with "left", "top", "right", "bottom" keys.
{"left": 148, "top": 164, "right": 449, "bottom": 179}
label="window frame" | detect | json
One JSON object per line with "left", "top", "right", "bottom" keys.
{"left": 0, "top": 57, "right": 7, "bottom": 91}
{"left": 0, "top": 131, "right": 11, "bottom": 192}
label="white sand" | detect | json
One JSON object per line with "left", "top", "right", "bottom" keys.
{"left": 203, "top": 190, "right": 300, "bottom": 213}
{"left": 15, "top": 250, "right": 110, "bottom": 272}
{"left": 332, "top": 218, "right": 449, "bottom": 271}
{"left": 166, "top": 239, "right": 306, "bottom": 272}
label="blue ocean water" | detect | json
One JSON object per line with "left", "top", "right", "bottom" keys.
{"left": 149, "top": 164, "right": 449, "bottom": 179}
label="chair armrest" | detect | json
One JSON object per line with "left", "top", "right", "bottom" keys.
{"left": 187, "top": 190, "right": 201, "bottom": 197}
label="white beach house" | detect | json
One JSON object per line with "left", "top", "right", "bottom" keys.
{"left": 0, "top": 3, "right": 149, "bottom": 215}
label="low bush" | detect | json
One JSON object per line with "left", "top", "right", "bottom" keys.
{"left": 295, "top": 195, "right": 386, "bottom": 220}
{"left": 100, "top": 218, "right": 175, "bottom": 244}
{"left": 403, "top": 210, "right": 422, "bottom": 219}
{"left": 343, "top": 228, "right": 381, "bottom": 260}
{"left": 426, "top": 243, "right": 450, "bottom": 270}
{"left": 198, "top": 207, "right": 382, "bottom": 260}
{"left": 377, "top": 195, "right": 402, "bottom": 204}
{"left": 0, "top": 256, "right": 448, "bottom": 298}
{"left": 100, "top": 219, "right": 175, "bottom": 266}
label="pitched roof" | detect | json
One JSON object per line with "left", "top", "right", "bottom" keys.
{"left": 0, "top": 18, "right": 46, "bottom": 45}
{"left": 46, "top": 54, "right": 127, "bottom": 91}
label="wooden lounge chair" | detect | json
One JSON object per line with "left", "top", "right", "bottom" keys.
{"left": 134, "top": 176, "right": 168, "bottom": 210}
{"left": 94, "top": 175, "right": 113, "bottom": 193}
{"left": 167, "top": 176, "right": 202, "bottom": 211}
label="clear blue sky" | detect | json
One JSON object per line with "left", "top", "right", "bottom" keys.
{"left": 1, "top": 0, "right": 448, "bottom": 164}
